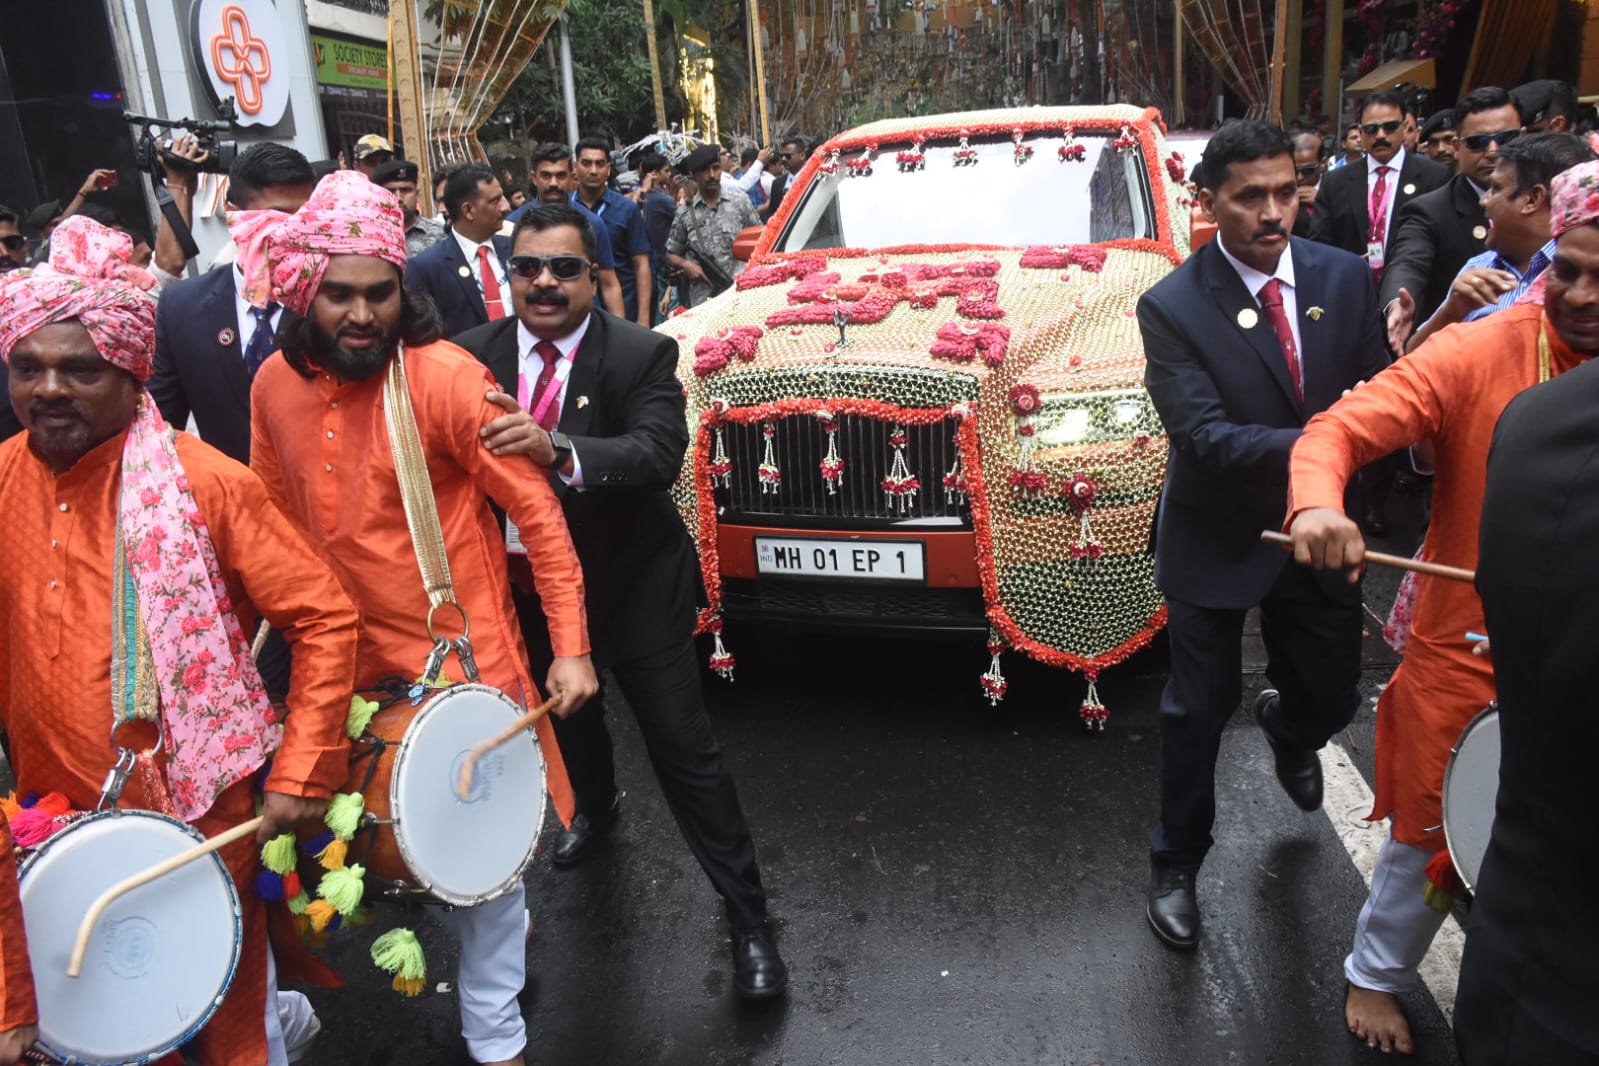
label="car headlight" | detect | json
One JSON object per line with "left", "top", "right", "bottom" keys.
{"left": 1031, "top": 388, "right": 1162, "bottom": 447}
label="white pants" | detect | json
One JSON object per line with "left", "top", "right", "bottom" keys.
{"left": 1344, "top": 832, "right": 1449, "bottom": 993}
{"left": 433, "top": 883, "right": 529, "bottom": 1063}
{"left": 265, "top": 948, "right": 321, "bottom": 1066}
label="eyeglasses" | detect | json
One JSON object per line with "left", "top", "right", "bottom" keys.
{"left": 1459, "top": 129, "right": 1522, "bottom": 152}
{"left": 1360, "top": 119, "right": 1404, "bottom": 137}
{"left": 1295, "top": 163, "right": 1323, "bottom": 178}
{"left": 0, "top": 235, "right": 24, "bottom": 251}
{"left": 506, "top": 254, "right": 589, "bottom": 281}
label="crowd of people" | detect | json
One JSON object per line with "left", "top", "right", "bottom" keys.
{"left": 1144, "top": 75, "right": 1598, "bottom": 1064}
{"left": 0, "top": 73, "right": 1596, "bottom": 1065}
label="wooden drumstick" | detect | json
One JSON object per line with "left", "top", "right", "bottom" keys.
{"left": 67, "top": 815, "right": 265, "bottom": 979}
{"left": 456, "top": 696, "right": 560, "bottom": 801}
{"left": 1260, "top": 530, "right": 1476, "bottom": 584}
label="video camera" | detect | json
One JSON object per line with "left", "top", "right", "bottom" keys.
{"left": 125, "top": 100, "right": 239, "bottom": 178}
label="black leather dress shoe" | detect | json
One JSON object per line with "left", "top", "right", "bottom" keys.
{"left": 551, "top": 797, "right": 620, "bottom": 868}
{"left": 1147, "top": 863, "right": 1199, "bottom": 950}
{"left": 732, "top": 925, "right": 789, "bottom": 999}
{"left": 1253, "top": 690, "right": 1324, "bottom": 812}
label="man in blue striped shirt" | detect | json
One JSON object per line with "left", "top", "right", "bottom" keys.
{"left": 1404, "top": 132, "right": 1593, "bottom": 352}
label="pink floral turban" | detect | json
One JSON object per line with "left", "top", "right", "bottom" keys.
{"left": 0, "top": 216, "right": 158, "bottom": 381}
{"left": 242, "top": 169, "right": 408, "bottom": 315}
{"left": 1550, "top": 159, "right": 1599, "bottom": 239}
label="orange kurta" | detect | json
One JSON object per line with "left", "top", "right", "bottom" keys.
{"left": 248, "top": 340, "right": 584, "bottom": 824}
{"left": 1287, "top": 304, "right": 1587, "bottom": 847}
{"left": 0, "top": 429, "right": 358, "bottom": 1065}
{"left": 0, "top": 816, "right": 36, "bottom": 1034}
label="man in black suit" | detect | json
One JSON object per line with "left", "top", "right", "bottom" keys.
{"left": 148, "top": 143, "right": 316, "bottom": 464}
{"left": 1459, "top": 351, "right": 1599, "bottom": 1065}
{"left": 1289, "top": 131, "right": 1325, "bottom": 239}
{"left": 1137, "top": 121, "right": 1390, "bottom": 950}
{"left": 454, "top": 203, "right": 788, "bottom": 1000}
{"left": 1381, "top": 87, "right": 1524, "bottom": 350}
{"left": 1310, "top": 89, "right": 1450, "bottom": 274}
{"left": 403, "top": 163, "right": 513, "bottom": 338}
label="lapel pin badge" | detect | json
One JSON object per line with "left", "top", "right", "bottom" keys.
{"left": 1307, "top": 306, "right": 1325, "bottom": 321}
{"left": 576, "top": 395, "right": 590, "bottom": 409}
{"left": 1237, "top": 308, "right": 1259, "bottom": 330}
{"left": 1402, "top": 182, "right": 1416, "bottom": 195}
{"left": 217, "top": 328, "right": 236, "bottom": 346}
{"left": 1472, "top": 225, "right": 1488, "bottom": 240}
{"left": 457, "top": 265, "right": 472, "bottom": 278}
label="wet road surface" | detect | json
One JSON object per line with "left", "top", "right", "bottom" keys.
{"left": 301, "top": 503, "right": 1463, "bottom": 1066}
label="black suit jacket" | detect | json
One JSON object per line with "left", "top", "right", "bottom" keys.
{"left": 405, "top": 232, "right": 512, "bottom": 339}
{"left": 1461, "top": 357, "right": 1599, "bottom": 1059}
{"left": 1377, "top": 173, "right": 1488, "bottom": 321}
{"left": 1139, "top": 237, "right": 1391, "bottom": 608}
{"left": 1309, "top": 150, "right": 1450, "bottom": 259}
{"left": 149, "top": 265, "right": 300, "bottom": 464}
{"left": 454, "top": 310, "right": 698, "bottom": 666}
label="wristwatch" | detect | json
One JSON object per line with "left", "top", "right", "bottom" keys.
{"left": 546, "top": 430, "right": 573, "bottom": 468}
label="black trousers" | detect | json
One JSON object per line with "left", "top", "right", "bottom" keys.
{"left": 1151, "top": 562, "right": 1363, "bottom": 868}
{"left": 517, "top": 595, "right": 768, "bottom": 930}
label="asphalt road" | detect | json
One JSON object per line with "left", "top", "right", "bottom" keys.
{"left": 299, "top": 491, "right": 1465, "bottom": 1066}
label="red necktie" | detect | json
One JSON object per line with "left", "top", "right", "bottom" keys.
{"left": 531, "top": 340, "right": 563, "bottom": 430}
{"left": 1367, "top": 165, "right": 1391, "bottom": 245}
{"left": 1257, "top": 279, "right": 1302, "bottom": 401}
{"left": 477, "top": 245, "right": 507, "bottom": 321}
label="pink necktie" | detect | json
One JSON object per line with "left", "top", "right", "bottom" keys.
{"left": 1257, "top": 279, "right": 1302, "bottom": 401}
{"left": 518, "top": 340, "right": 564, "bottom": 430}
{"left": 1368, "top": 165, "right": 1392, "bottom": 245}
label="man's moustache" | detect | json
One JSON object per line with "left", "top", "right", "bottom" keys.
{"left": 1252, "top": 226, "right": 1287, "bottom": 240}
{"left": 29, "top": 402, "right": 83, "bottom": 421}
{"left": 524, "top": 290, "right": 569, "bottom": 307}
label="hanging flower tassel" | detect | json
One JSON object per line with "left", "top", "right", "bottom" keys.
{"left": 707, "top": 615, "right": 736, "bottom": 681}
{"left": 1064, "top": 473, "right": 1104, "bottom": 560}
{"left": 1058, "top": 125, "right": 1086, "bottom": 162}
{"left": 880, "top": 426, "right": 920, "bottom": 514}
{"left": 1079, "top": 671, "right": 1109, "bottom": 731}
{"left": 1423, "top": 849, "right": 1463, "bottom": 913}
{"left": 1011, "top": 127, "right": 1034, "bottom": 165}
{"left": 817, "top": 412, "right": 845, "bottom": 494}
{"left": 980, "top": 634, "right": 1008, "bottom": 705}
{"left": 707, "top": 423, "right": 733, "bottom": 488}
{"left": 371, "top": 927, "right": 429, "bottom": 997}
{"left": 1007, "top": 384, "right": 1047, "bottom": 498}
{"left": 943, "top": 439, "right": 966, "bottom": 506}
{"left": 953, "top": 129, "right": 978, "bottom": 166}
{"left": 757, "top": 423, "right": 781, "bottom": 494}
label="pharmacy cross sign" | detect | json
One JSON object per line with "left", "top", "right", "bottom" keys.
{"left": 210, "top": 6, "right": 272, "bottom": 115}
{"left": 189, "top": 0, "right": 291, "bottom": 127}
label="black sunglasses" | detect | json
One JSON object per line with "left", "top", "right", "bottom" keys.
{"left": 0, "top": 235, "right": 24, "bottom": 251}
{"left": 1459, "top": 129, "right": 1522, "bottom": 152}
{"left": 1295, "top": 163, "right": 1322, "bottom": 177}
{"left": 507, "top": 254, "right": 589, "bottom": 281}
{"left": 1360, "top": 119, "right": 1404, "bottom": 137}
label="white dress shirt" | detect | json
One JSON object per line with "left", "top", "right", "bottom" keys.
{"left": 516, "top": 315, "right": 589, "bottom": 487}
{"left": 1215, "top": 237, "right": 1303, "bottom": 361}
{"left": 1366, "top": 146, "right": 1408, "bottom": 246}
{"left": 452, "top": 228, "right": 513, "bottom": 318}
{"left": 233, "top": 265, "right": 284, "bottom": 360}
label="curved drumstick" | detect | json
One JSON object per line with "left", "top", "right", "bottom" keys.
{"left": 1260, "top": 530, "right": 1476, "bottom": 584}
{"left": 67, "top": 815, "right": 265, "bottom": 979}
{"left": 456, "top": 696, "right": 559, "bottom": 801}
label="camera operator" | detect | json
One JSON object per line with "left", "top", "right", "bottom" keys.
{"left": 150, "top": 131, "right": 212, "bottom": 281}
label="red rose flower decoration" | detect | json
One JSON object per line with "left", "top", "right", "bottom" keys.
{"left": 1009, "top": 383, "right": 1041, "bottom": 416}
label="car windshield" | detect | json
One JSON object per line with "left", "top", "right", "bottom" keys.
{"left": 775, "top": 132, "right": 1155, "bottom": 253}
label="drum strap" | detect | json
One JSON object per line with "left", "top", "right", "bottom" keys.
{"left": 383, "top": 347, "right": 458, "bottom": 612}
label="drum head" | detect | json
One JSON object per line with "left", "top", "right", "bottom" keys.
{"left": 20, "top": 810, "right": 241, "bottom": 1065}
{"left": 392, "top": 684, "right": 547, "bottom": 905}
{"left": 1442, "top": 706, "right": 1502, "bottom": 892}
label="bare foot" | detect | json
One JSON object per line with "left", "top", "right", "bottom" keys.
{"left": 1346, "top": 983, "right": 1415, "bottom": 1054}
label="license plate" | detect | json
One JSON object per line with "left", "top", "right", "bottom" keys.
{"left": 754, "top": 537, "right": 925, "bottom": 582}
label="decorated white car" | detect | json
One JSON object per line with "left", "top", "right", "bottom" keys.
{"left": 663, "top": 104, "right": 1193, "bottom": 725}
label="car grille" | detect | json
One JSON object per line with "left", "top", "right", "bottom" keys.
{"left": 718, "top": 415, "right": 971, "bottom": 524}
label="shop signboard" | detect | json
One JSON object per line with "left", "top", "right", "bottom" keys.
{"left": 311, "top": 32, "right": 389, "bottom": 91}
{"left": 189, "top": 0, "right": 292, "bottom": 126}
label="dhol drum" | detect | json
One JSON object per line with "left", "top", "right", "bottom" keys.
{"left": 340, "top": 683, "right": 547, "bottom": 906}
{"left": 1441, "top": 703, "right": 1501, "bottom": 892}
{"left": 19, "top": 809, "right": 241, "bottom": 1065}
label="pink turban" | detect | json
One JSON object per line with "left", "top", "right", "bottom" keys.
{"left": 1550, "top": 159, "right": 1599, "bottom": 239}
{"left": 242, "top": 169, "right": 408, "bottom": 315}
{"left": 0, "top": 216, "right": 158, "bottom": 381}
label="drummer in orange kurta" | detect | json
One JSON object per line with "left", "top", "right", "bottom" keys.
{"left": 1287, "top": 153, "right": 1599, "bottom": 1056}
{"left": 243, "top": 171, "right": 596, "bottom": 1066}
{"left": 0, "top": 217, "right": 358, "bottom": 1065}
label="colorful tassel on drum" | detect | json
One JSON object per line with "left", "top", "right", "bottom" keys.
{"left": 254, "top": 833, "right": 299, "bottom": 901}
{"left": 347, "top": 694, "right": 380, "bottom": 740}
{"left": 324, "top": 793, "right": 365, "bottom": 843}
{"left": 304, "top": 898, "right": 339, "bottom": 933}
{"left": 11, "top": 792, "right": 75, "bottom": 847}
{"left": 316, "top": 862, "right": 366, "bottom": 917}
{"left": 370, "top": 928, "right": 428, "bottom": 997}
{"left": 1423, "top": 849, "right": 1462, "bottom": 913}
